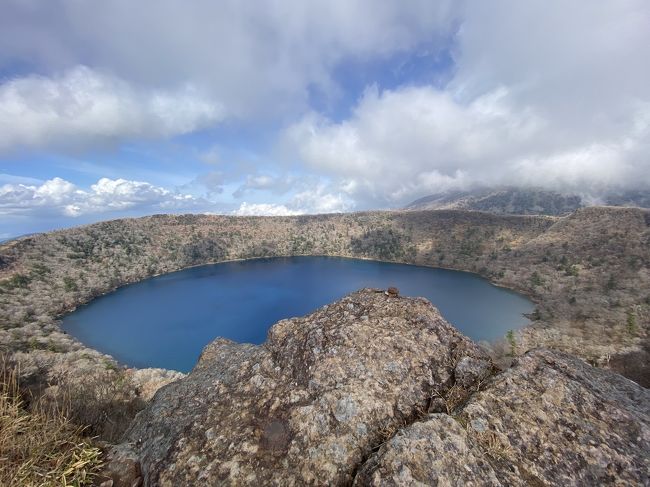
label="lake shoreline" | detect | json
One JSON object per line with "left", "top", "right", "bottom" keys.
{"left": 62, "top": 256, "right": 533, "bottom": 372}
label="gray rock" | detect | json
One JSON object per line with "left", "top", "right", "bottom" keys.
{"left": 101, "top": 443, "right": 143, "bottom": 487}
{"left": 128, "top": 368, "right": 184, "bottom": 401}
{"left": 354, "top": 414, "right": 502, "bottom": 486}
{"left": 334, "top": 395, "right": 358, "bottom": 423}
{"left": 116, "top": 292, "right": 650, "bottom": 486}
{"left": 121, "top": 289, "right": 491, "bottom": 486}
{"left": 358, "top": 349, "right": 650, "bottom": 486}
{"left": 454, "top": 356, "right": 493, "bottom": 388}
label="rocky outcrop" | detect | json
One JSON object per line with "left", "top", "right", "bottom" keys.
{"left": 354, "top": 414, "right": 504, "bottom": 486}
{"left": 116, "top": 290, "right": 492, "bottom": 486}
{"left": 358, "top": 349, "right": 650, "bottom": 486}
{"left": 111, "top": 290, "right": 649, "bottom": 486}
{"left": 128, "top": 368, "right": 185, "bottom": 401}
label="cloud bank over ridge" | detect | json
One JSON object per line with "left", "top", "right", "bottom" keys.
{"left": 0, "top": 0, "right": 649, "bottom": 232}
{"left": 284, "top": 0, "right": 650, "bottom": 206}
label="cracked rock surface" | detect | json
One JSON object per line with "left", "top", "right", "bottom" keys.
{"left": 118, "top": 289, "right": 490, "bottom": 486}
{"left": 358, "top": 349, "right": 650, "bottom": 486}
{"left": 113, "top": 290, "right": 650, "bottom": 486}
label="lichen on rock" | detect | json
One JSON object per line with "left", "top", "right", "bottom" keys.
{"left": 109, "top": 290, "right": 650, "bottom": 486}
{"left": 117, "top": 289, "right": 492, "bottom": 486}
{"left": 359, "top": 349, "right": 650, "bottom": 486}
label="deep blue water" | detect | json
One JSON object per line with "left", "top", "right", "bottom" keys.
{"left": 62, "top": 257, "right": 533, "bottom": 372}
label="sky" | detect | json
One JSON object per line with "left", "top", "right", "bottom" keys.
{"left": 1, "top": 0, "right": 649, "bottom": 237}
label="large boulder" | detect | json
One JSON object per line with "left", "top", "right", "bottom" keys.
{"left": 111, "top": 290, "right": 650, "bottom": 486}
{"left": 356, "top": 349, "right": 650, "bottom": 486}
{"left": 118, "top": 289, "right": 492, "bottom": 486}
{"left": 354, "top": 414, "right": 503, "bottom": 486}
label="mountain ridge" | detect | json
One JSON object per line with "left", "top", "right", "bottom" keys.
{"left": 404, "top": 187, "right": 650, "bottom": 215}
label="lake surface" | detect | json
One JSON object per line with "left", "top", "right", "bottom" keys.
{"left": 62, "top": 256, "right": 533, "bottom": 372}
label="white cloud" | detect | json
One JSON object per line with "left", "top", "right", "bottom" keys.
{"left": 291, "top": 185, "right": 353, "bottom": 214}
{"left": 0, "top": 177, "right": 206, "bottom": 217}
{"left": 1, "top": 0, "right": 650, "bottom": 216}
{"left": 0, "top": 1, "right": 456, "bottom": 123}
{"left": 233, "top": 202, "right": 303, "bottom": 217}
{"left": 0, "top": 66, "right": 223, "bottom": 151}
{"left": 283, "top": 0, "right": 650, "bottom": 206}
{"left": 284, "top": 86, "right": 546, "bottom": 202}
{"left": 452, "top": 0, "right": 650, "bottom": 115}
{"left": 233, "top": 183, "right": 352, "bottom": 216}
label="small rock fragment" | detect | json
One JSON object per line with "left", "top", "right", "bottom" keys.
{"left": 454, "top": 356, "right": 493, "bottom": 389}
{"left": 102, "top": 444, "right": 142, "bottom": 487}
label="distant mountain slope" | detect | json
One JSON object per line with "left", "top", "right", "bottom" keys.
{"left": 603, "top": 190, "right": 650, "bottom": 210}
{"left": 405, "top": 187, "right": 650, "bottom": 216}
{"left": 0, "top": 234, "right": 31, "bottom": 244}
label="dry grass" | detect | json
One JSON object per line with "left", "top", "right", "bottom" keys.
{"left": 52, "top": 369, "right": 147, "bottom": 443}
{"left": 430, "top": 382, "right": 473, "bottom": 415}
{"left": 473, "top": 429, "right": 515, "bottom": 459}
{"left": 0, "top": 360, "right": 103, "bottom": 486}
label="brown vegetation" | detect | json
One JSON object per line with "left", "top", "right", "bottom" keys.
{"left": 0, "top": 359, "right": 103, "bottom": 486}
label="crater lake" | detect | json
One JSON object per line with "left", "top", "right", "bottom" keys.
{"left": 62, "top": 256, "right": 534, "bottom": 372}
